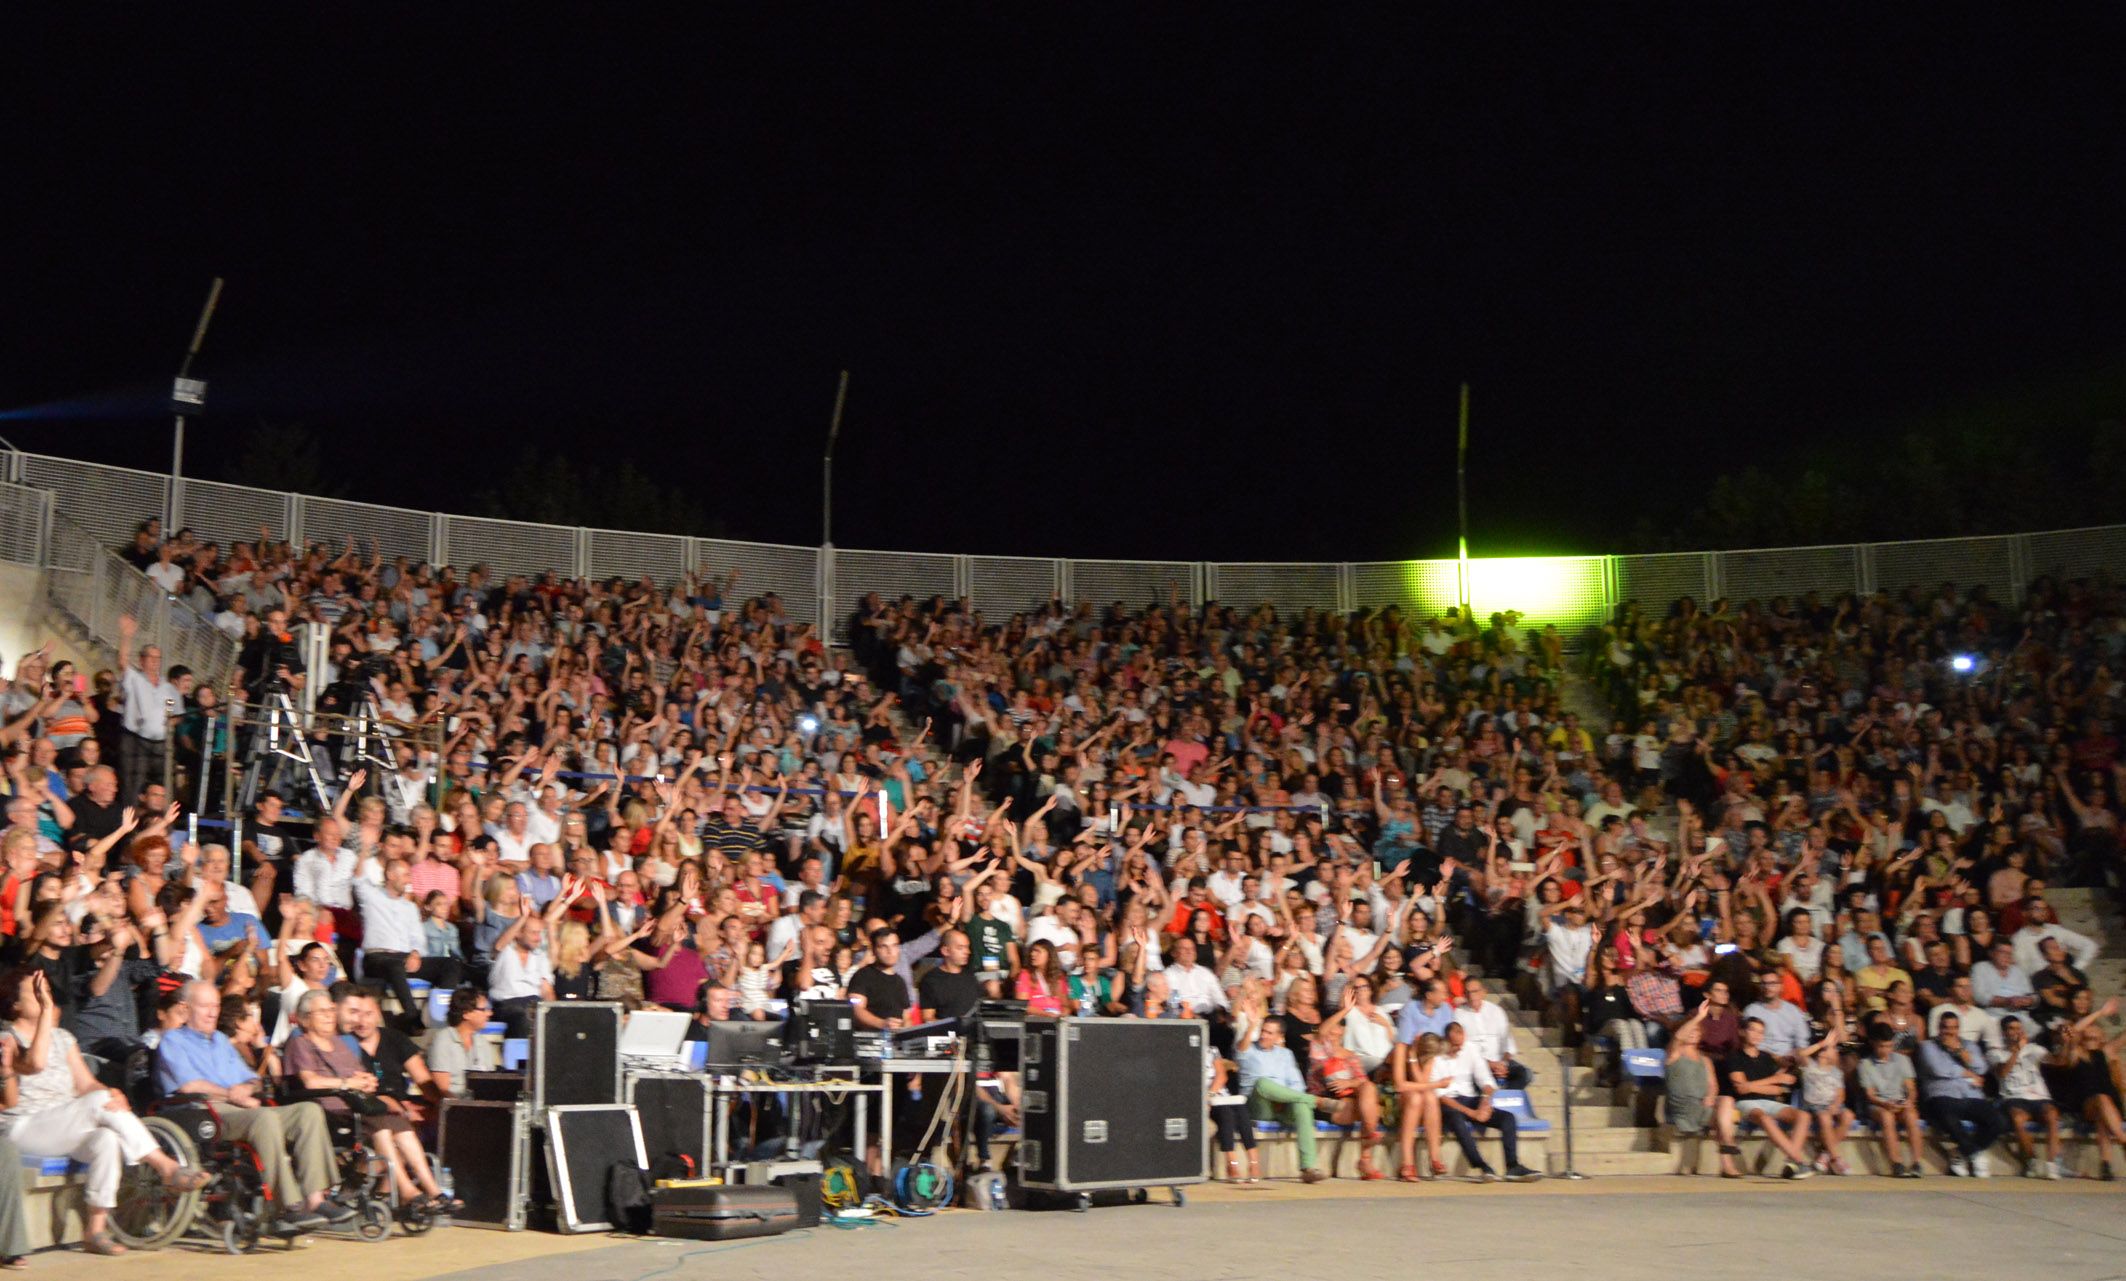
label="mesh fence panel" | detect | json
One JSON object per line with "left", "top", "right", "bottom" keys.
{"left": 1070, "top": 560, "right": 1196, "bottom": 612}
{"left": 968, "top": 556, "right": 1059, "bottom": 621}
{"left": 441, "top": 515, "right": 579, "bottom": 582}
{"left": 22, "top": 455, "right": 167, "bottom": 554}
{"left": 301, "top": 496, "right": 435, "bottom": 565}
{"left": 43, "top": 512, "right": 105, "bottom": 641}
{"left": 587, "top": 527, "right": 688, "bottom": 586}
{"left": 832, "top": 548, "right": 958, "bottom": 639}
{"left": 1614, "top": 552, "right": 1712, "bottom": 614}
{"left": 1870, "top": 535, "right": 2016, "bottom": 601}
{"left": 1210, "top": 562, "right": 1342, "bottom": 615}
{"left": 697, "top": 539, "right": 821, "bottom": 632}
{"left": 1350, "top": 560, "right": 1459, "bottom": 618}
{"left": 2027, "top": 526, "right": 2126, "bottom": 584}
{"left": 1717, "top": 545, "right": 1859, "bottom": 604}
{"left": 176, "top": 478, "right": 292, "bottom": 551}
{"left": 0, "top": 482, "right": 48, "bottom": 565}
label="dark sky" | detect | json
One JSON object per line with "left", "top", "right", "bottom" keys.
{"left": 6, "top": 11, "right": 2125, "bottom": 562}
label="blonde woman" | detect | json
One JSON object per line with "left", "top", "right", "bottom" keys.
{"left": 1389, "top": 1030, "right": 1448, "bottom": 1180}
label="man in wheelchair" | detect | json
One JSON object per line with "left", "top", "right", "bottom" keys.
{"left": 153, "top": 982, "right": 353, "bottom": 1234}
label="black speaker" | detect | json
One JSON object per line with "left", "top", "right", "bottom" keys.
{"left": 532, "top": 1001, "right": 623, "bottom": 1112}
{"left": 785, "top": 999, "right": 855, "bottom": 1064}
{"left": 438, "top": 1098, "right": 534, "bottom": 1230}
{"left": 1017, "top": 1017, "right": 1207, "bottom": 1193}
{"left": 625, "top": 1069, "right": 713, "bottom": 1174}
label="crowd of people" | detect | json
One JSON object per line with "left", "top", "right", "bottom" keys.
{"left": 0, "top": 515, "right": 2121, "bottom": 1255}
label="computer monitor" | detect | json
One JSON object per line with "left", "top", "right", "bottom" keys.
{"left": 702, "top": 1019, "right": 781, "bottom": 1069}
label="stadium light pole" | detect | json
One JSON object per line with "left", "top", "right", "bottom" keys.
{"left": 168, "top": 277, "right": 225, "bottom": 531}
{"left": 1456, "top": 382, "right": 1471, "bottom": 612}
{"left": 822, "top": 369, "right": 848, "bottom": 549}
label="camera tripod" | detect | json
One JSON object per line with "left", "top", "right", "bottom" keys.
{"left": 236, "top": 689, "right": 332, "bottom": 815}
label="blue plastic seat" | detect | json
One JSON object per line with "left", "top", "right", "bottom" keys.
{"left": 683, "top": 1040, "right": 709, "bottom": 1071}
{"left": 1492, "top": 1089, "right": 1551, "bottom": 1134}
{"left": 502, "top": 1038, "right": 531, "bottom": 1070}
{"left": 1621, "top": 1048, "right": 1666, "bottom": 1080}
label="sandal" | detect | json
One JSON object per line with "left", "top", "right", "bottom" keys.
{"left": 165, "top": 1165, "right": 213, "bottom": 1192}
{"left": 84, "top": 1231, "right": 130, "bottom": 1256}
{"left": 1357, "top": 1157, "right": 1385, "bottom": 1182}
{"left": 1397, "top": 1164, "right": 1422, "bottom": 1183}
{"left": 1, "top": 1257, "right": 27, "bottom": 1270}
{"left": 1430, "top": 1158, "right": 1447, "bottom": 1177}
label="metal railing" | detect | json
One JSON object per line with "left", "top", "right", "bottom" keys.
{"left": 8, "top": 450, "right": 2126, "bottom": 653}
{"left": 36, "top": 498, "right": 238, "bottom": 688}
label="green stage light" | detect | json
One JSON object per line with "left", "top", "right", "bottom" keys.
{"left": 1401, "top": 556, "right": 1607, "bottom": 627}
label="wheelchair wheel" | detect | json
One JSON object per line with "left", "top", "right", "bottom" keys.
{"left": 357, "top": 1201, "right": 393, "bottom": 1241}
{"left": 397, "top": 1200, "right": 436, "bottom": 1236}
{"left": 109, "top": 1115, "right": 203, "bottom": 1250}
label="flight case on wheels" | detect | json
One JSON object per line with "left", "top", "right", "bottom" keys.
{"left": 1015, "top": 1016, "right": 1207, "bottom": 1209}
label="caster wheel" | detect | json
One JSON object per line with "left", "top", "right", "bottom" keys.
{"left": 357, "top": 1202, "right": 393, "bottom": 1241}
{"left": 1129, "top": 1188, "right": 1148, "bottom": 1205}
{"left": 223, "top": 1219, "right": 256, "bottom": 1255}
{"left": 1171, "top": 1188, "right": 1186, "bottom": 1208}
{"left": 1073, "top": 1193, "right": 1091, "bottom": 1213}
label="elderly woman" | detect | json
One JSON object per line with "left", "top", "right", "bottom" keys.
{"left": 279, "top": 989, "right": 452, "bottom": 1212}
{"left": 1, "top": 969, "right": 207, "bottom": 1256}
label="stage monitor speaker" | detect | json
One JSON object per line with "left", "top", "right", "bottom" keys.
{"left": 532, "top": 1001, "right": 623, "bottom": 1112}
{"left": 545, "top": 1104, "right": 646, "bottom": 1234}
{"left": 1017, "top": 1017, "right": 1208, "bottom": 1193}
{"left": 438, "top": 1098, "right": 534, "bottom": 1231}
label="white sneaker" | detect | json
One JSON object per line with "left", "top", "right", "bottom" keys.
{"left": 1945, "top": 1153, "right": 1968, "bottom": 1177}
{"left": 2046, "top": 1161, "right": 2064, "bottom": 1180}
{"left": 1970, "top": 1152, "right": 1990, "bottom": 1179}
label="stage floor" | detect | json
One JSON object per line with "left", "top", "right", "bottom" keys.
{"left": 47, "top": 1177, "right": 2126, "bottom": 1281}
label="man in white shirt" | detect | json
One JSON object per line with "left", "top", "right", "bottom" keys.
{"left": 1456, "top": 978, "right": 1530, "bottom": 1089}
{"left": 525, "top": 786, "right": 565, "bottom": 847}
{"left": 1206, "top": 852, "right": 1250, "bottom": 911}
{"left": 2011, "top": 899, "right": 2099, "bottom": 977}
{"left": 1541, "top": 900, "right": 1595, "bottom": 997}
{"left": 1435, "top": 1021, "right": 1543, "bottom": 1182}
{"left": 768, "top": 891, "right": 826, "bottom": 964}
{"left": 1026, "top": 901, "right": 1085, "bottom": 974}
{"left": 198, "top": 843, "right": 261, "bottom": 920}
{"left": 488, "top": 915, "right": 556, "bottom": 1037}
{"left": 293, "top": 815, "right": 359, "bottom": 971}
{"left": 1925, "top": 975, "right": 2006, "bottom": 1054}
{"left": 1161, "top": 937, "right": 1229, "bottom": 1017}
{"left": 1990, "top": 1015, "right": 2064, "bottom": 1178}
{"left": 490, "top": 803, "right": 537, "bottom": 870}
{"left": 114, "top": 615, "right": 182, "bottom": 798}
{"left": 353, "top": 858, "right": 436, "bottom": 1032}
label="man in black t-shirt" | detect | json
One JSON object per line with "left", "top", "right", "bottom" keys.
{"left": 847, "top": 928, "right": 911, "bottom": 1030}
{"left": 1713, "top": 1015, "right": 1816, "bottom": 1178}
{"left": 917, "top": 929, "right": 982, "bottom": 1024}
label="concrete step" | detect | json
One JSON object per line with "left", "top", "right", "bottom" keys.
{"left": 1550, "top": 1149, "right": 1676, "bottom": 1177}
{"left": 1248, "top": 1132, "right": 1547, "bottom": 1180}
{"left": 1661, "top": 1128, "right": 2116, "bottom": 1179}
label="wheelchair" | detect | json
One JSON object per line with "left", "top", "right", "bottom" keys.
{"left": 107, "top": 1097, "right": 292, "bottom": 1254}
{"left": 316, "top": 1105, "right": 441, "bottom": 1240}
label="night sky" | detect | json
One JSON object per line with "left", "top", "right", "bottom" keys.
{"left": 6, "top": 12, "right": 2125, "bottom": 563}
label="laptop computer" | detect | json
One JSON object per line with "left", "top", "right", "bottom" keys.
{"left": 617, "top": 1010, "right": 694, "bottom": 1069}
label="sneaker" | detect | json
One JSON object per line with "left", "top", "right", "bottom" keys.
{"left": 1469, "top": 1168, "right": 1502, "bottom": 1184}
{"left": 2046, "top": 1161, "right": 2065, "bottom": 1181}
{"left": 1782, "top": 1163, "right": 1815, "bottom": 1180}
{"left": 1888, "top": 1162, "right": 1906, "bottom": 1178}
{"left": 1897, "top": 1164, "right": 1923, "bottom": 1180}
{"left": 2022, "top": 1161, "right": 2042, "bottom": 1180}
{"left": 313, "top": 1198, "right": 359, "bottom": 1225}
{"left": 1300, "top": 1168, "right": 1329, "bottom": 1184}
{"left": 1944, "top": 1153, "right": 1968, "bottom": 1178}
{"left": 275, "top": 1209, "right": 326, "bottom": 1234}
{"left": 1504, "top": 1165, "right": 1544, "bottom": 1183}
{"left": 1970, "top": 1153, "right": 1990, "bottom": 1179}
